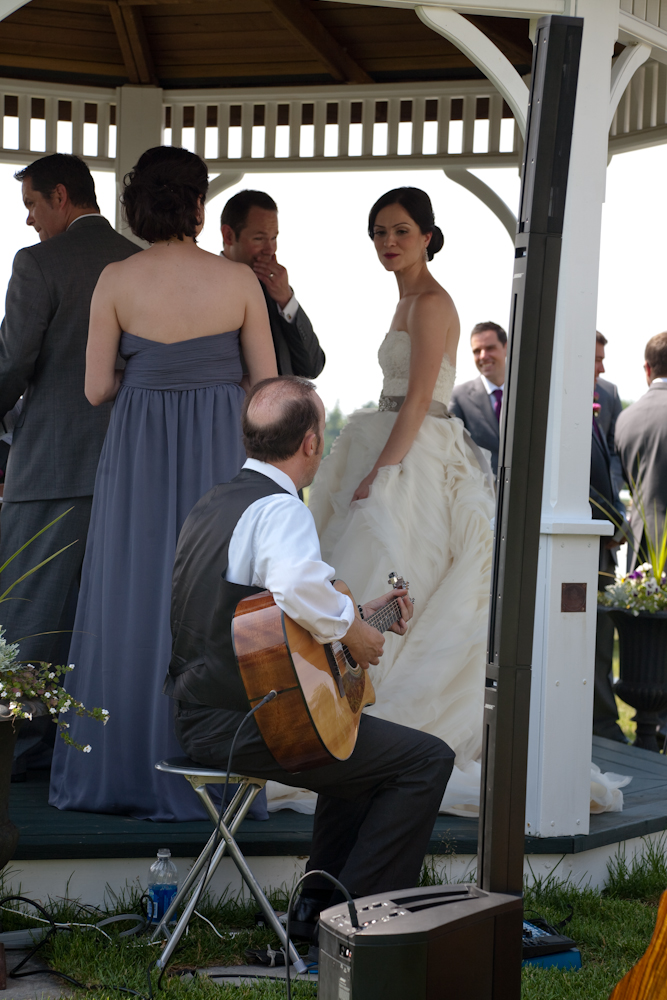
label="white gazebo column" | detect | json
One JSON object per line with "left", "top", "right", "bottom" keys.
{"left": 115, "top": 85, "right": 164, "bottom": 237}
{"left": 525, "top": 1, "right": 619, "bottom": 839}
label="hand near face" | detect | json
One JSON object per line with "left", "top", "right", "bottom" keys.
{"left": 253, "top": 254, "right": 292, "bottom": 309}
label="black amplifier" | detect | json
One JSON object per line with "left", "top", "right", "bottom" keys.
{"left": 318, "top": 883, "right": 523, "bottom": 1000}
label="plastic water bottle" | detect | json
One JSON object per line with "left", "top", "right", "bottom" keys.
{"left": 147, "top": 848, "right": 178, "bottom": 924}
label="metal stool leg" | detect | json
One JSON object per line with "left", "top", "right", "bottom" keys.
{"left": 154, "top": 778, "right": 306, "bottom": 974}
{"left": 151, "top": 782, "right": 250, "bottom": 942}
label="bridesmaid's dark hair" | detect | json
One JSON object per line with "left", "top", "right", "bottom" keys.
{"left": 122, "top": 146, "right": 208, "bottom": 243}
{"left": 243, "top": 377, "right": 320, "bottom": 461}
{"left": 368, "top": 187, "right": 444, "bottom": 261}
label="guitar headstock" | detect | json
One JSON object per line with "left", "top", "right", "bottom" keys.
{"left": 388, "top": 571, "right": 409, "bottom": 592}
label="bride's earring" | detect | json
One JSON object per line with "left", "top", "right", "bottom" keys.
{"left": 423, "top": 247, "right": 429, "bottom": 263}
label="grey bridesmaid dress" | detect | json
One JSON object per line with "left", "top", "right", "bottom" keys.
{"left": 49, "top": 331, "right": 256, "bottom": 821}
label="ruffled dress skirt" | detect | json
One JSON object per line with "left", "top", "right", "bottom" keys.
{"left": 309, "top": 407, "right": 495, "bottom": 772}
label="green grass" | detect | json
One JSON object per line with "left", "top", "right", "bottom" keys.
{"left": 1, "top": 838, "right": 666, "bottom": 999}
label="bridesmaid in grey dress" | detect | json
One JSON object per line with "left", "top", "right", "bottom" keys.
{"left": 49, "top": 147, "right": 277, "bottom": 820}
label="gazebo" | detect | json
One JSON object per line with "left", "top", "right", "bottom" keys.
{"left": 1, "top": 0, "right": 667, "bottom": 903}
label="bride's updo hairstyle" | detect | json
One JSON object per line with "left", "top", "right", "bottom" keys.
{"left": 122, "top": 146, "right": 208, "bottom": 244}
{"left": 368, "top": 186, "right": 444, "bottom": 261}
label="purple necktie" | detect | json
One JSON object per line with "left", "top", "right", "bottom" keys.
{"left": 492, "top": 388, "right": 503, "bottom": 422}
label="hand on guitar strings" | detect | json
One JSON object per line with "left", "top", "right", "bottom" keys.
{"left": 342, "top": 616, "right": 385, "bottom": 670}
{"left": 362, "top": 588, "right": 414, "bottom": 636}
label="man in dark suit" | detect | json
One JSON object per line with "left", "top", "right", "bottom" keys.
{"left": 615, "top": 331, "right": 667, "bottom": 572}
{"left": 595, "top": 343, "right": 624, "bottom": 498}
{"left": 590, "top": 333, "right": 627, "bottom": 742}
{"left": 221, "top": 190, "right": 325, "bottom": 378}
{"left": 0, "top": 154, "right": 140, "bottom": 772}
{"left": 449, "top": 321, "right": 507, "bottom": 476}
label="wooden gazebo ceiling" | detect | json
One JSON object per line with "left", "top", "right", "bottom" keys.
{"left": 0, "top": 0, "right": 532, "bottom": 91}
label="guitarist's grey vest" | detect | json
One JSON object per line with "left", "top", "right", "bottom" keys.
{"left": 165, "top": 469, "right": 290, "bottom": 711}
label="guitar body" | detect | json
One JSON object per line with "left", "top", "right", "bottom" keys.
{"left": 232, "top": 582, "right": 376, "bottom": 772}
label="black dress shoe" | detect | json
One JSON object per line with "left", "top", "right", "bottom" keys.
{"left": 289, "top": 896, "right": 322, "bottom": 942}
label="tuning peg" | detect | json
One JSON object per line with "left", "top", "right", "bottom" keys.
{"left": 388, "top": 571, "right": 398, "bottom": 587}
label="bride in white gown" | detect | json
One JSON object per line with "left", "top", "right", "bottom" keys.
{"left": 308, "top": 187, "right": 495, "bottom": 812}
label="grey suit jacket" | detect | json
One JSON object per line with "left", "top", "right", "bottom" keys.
{"left": 449, "top": 375, "right": 500, "bottom": 475}
{"left": 595, "top": 376, "right": 623, "bottom": 495}
{"left": 614, "top": 381, "right": 667, "bottom": 564}
{"left": 0, "top": 216, "right": 141, "bottom": 502}
{"left": 262, "top": 286, "right": 325, "bottom": 378}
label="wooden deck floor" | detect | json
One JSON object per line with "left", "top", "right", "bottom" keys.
{"left": 9, "top": 737, "right": 667, "bottom": 861}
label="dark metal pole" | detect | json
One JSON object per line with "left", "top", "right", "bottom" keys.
{"left": 478, "top": 15, "right": 584, "bottom": 898}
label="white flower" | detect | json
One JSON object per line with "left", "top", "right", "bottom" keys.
{"left": 101, "top": 709, "right": 109, "bottom": 717}
{"left": 24, "top": 713, "right": 32, "bottom": 721}
{"left": 49, "top": 706, "right": 56, "bottom": 714}
{"left": 83, "top": 745, "right": 92, "bottom": 753}
{"left": 48, "top": 672, "right": 55, "bottom": 680}
{"left": 13, "top": 691, "right": 20, "bottom": 698}
{"left": 61, "top": 722, "right": 70, "bottom": 729}
{"left": 69, "top": 664, "right": 75, "bottom": 669}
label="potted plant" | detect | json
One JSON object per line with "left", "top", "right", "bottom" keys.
{"left": 597, "top": 480, "right": 667, "bottom": 752}
{"left": 0, "top": 511, "right": 108, "bottom": 868}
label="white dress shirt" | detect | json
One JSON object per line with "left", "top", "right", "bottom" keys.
{"left": 226, "top": 458, "right": 355, "bottom": 643}
{"left": 278, "top": 293, "right": 299, "bottom": 323}
{"left": 67, "top": 213, "right": 102, "bottom": 228}
{"left": 480, "top": 374, "right": 505, "bottom": 395}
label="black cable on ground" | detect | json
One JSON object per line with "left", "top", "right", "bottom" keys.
{"left": 285, "top": 870, "right": 359, "bottom": 1000}
{"left": 0, "top": 892, "right": 151, "bottom": 998}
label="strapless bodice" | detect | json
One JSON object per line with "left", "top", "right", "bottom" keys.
{"left": 120, "top": 330, "right": 243, "bottom": 391}
{"left": 378, "top": 330, "right": 456, "bottom": 406}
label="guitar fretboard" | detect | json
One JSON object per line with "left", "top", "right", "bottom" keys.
{"left": 366, "top": 597, "right": 403, "bottom": 633}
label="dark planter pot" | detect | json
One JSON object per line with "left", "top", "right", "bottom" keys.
{"left": 604, "top": 608, "right": 667, "bottom": 752}
{"left": 0, "top": 719, "right": 22, "bottom": 871}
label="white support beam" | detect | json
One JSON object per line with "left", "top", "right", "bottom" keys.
{"left": 609, "top": 42, "right": 651, "bottom": 127}
{"left": 115, "top": 85, "right": 163, "bottom": 240}
{"left": 325, "top": 0, "right": 564, "bottom": 16}
{"left": 0, "top": 0, "right": 29, "bottom": 20}
{"left": 326, "top": 0, "right": 558, "bottom": 12}
{"left": 525, "top": 0, "right": 620, "bottom": 839}
{"left": 444, "top": 166, "right": 516, "bottom": 239}
{"left": 207, "top": 171, "right": 245, "bottom": 200}
{"left": 619, "top": 10, "right": 667, "bottom": 65}
{"left": 416, "top": 5, "right": 529, "bottom": 135}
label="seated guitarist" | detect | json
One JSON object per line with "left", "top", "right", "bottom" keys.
{"left": 166, "top": 376, "right": 454, "bottom": 943}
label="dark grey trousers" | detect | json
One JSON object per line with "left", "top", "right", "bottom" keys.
{"left": 593, "top": 608, "right": 625, "bottom": 741}
{"left": 175, "top": 703, "right": 454, "bottom": 898}
{"left": 0, "top": 496, "right": 93, "bottom": 665}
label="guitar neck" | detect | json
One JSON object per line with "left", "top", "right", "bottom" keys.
{"left": 365, "top": 597, "right": 403, "bottom": 634}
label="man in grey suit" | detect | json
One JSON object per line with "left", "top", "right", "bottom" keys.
{"left": 221, "top": 190, "right": 325, "bottom": 378}
{"left": 0, "top": 153, "right": 140, "bottom": 681}
{"left": 449, "top": 321, "right": 507, "bottom": 476}
{"left": 591, "top": 333, "right": 627, "bottom": 742}
{"left": 615, "top": 331, "right": 667, "bottom": 572}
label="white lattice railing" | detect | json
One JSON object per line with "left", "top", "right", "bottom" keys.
{"left": 161, "top": 81, "right": 519, "bottom": 171}
{"left": 0, "top": 80, "right": 117, "bottom": 169}
{"left": 0, "top": 78, "right": 519, "bottom": 172}
{"left": 609, "top": 58, "right": 667, "bottom": 153}
{"left": 1, "top": 71, "right": 666, "bottom": 173}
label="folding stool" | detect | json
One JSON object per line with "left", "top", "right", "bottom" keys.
{"left": 151, "top": 757, "right": 306, "bottom": 973}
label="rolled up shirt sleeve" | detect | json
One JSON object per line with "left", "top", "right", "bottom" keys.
{"left": 250, "top": 496, "right": 355, "bottom": 643}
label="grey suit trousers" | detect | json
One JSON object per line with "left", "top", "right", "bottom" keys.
{"left": 175, "top": 704, "right": 454, "bottom": 897}
{"left": 0, "top": 496, "right": 93, "bottom": 665}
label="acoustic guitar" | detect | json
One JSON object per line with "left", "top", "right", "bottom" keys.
{"left": 232, "top": 573, "right": 411, "bottom": 772}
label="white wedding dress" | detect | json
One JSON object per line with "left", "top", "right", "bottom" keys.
{"left": 264, "top": 331, "right": 631, "bottom": 819}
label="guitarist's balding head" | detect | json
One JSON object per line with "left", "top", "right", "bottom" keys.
{"left": 242, "top": 376, "right": 325, "bottom": 490}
